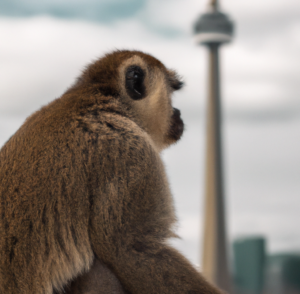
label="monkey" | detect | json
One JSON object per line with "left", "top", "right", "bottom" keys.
{"left": 0, "top": 50, "right": 223, "bottom": 294}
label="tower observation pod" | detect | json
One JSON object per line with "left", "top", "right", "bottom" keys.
{"left": 194, "top": 1, "right": 234, "bottom": 45}
{"left": 193, "top": 0, "right": 234, "bottom": 293}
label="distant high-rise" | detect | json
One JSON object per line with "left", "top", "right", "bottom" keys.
{"left": 193, "top": 0, "right": 234, "bottom": 292}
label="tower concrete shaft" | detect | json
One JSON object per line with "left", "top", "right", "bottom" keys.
{"left": 202, "top": 43, "right": 231, "bottom": 292}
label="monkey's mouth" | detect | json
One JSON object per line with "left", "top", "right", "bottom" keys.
{"left": 168, "top": 107, "right": 184, "bottom": 141}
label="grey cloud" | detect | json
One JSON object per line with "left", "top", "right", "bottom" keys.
{"left": 226, "top": 1, "right": 300, "bottom": 42}
{"left": 0, "top": 0, "right": 147, "bottom": 22}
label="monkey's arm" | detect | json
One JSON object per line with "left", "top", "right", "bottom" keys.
{"left": 88, "top": 132, "right": 222, "bottom": 294}
{"left": 62, "top": 258, "right": 127, "bottom": 294}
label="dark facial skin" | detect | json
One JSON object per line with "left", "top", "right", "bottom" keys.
{"left": 168, "top": 107, "right": 184, "bottom": 142}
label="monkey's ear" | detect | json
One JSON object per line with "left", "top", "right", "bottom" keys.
{"left": 125, "top": 65, "right": 146, "bottom": 100}
{"left": 167, "top": 70, "right": 184, "bottom": 91}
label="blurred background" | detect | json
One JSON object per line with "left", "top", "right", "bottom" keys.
{"left": 1, "top": 0, "right": 300, "bottom": 292}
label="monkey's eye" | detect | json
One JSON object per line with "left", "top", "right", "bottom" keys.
{"left": 125, "top": 66, "right": 146, "bottom": 100}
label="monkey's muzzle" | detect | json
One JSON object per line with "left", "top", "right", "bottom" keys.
{"left": 168, "top": 107, "right": 184, "bottom": 141}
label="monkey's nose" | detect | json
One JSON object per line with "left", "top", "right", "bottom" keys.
{"left": 173, "top": 108, "right": 181, "bottom": 117}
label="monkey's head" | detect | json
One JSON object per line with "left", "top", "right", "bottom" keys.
{"left": 76, "top": 50, "right": 184, "bottom": 151}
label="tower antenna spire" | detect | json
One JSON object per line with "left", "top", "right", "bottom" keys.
{"left": 210, "top": 0, "right": 218, "bottom": 10}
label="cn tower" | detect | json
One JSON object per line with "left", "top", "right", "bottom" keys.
{"left": 194, "top": 0, "right": 234, "bottom": 292}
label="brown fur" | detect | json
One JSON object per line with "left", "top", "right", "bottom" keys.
{"left": 0, "top": 50, "right": 222, "bottom": 294}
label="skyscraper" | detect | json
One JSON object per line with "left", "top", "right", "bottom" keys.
{"left": 194, "top": 0, "right": 234, "bottom": 292}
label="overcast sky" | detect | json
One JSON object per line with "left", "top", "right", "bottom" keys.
{"left": 0, "top": 0, "right": 300, "bottom": 266}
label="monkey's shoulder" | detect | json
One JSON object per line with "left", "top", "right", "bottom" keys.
{"left": 78, "top": 111, "right": 160, "bottom": 165}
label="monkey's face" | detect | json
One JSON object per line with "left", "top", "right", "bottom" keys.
{"left": 79, "top": 51, "right": 184, "bottom": 151}
{"left": 119, "top": 54, "right": 184, "bottom": 151}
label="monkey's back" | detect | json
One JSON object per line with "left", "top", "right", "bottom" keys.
{"left": 0, "top": 95, "right": 97, "bottom": 293}
{"left": 0, "top": 92, "right": 134, "bottom": 293}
